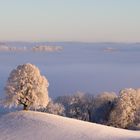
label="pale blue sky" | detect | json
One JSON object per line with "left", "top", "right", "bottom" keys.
{"left": 0, "top": 0, "right": 140, "bottom": 42}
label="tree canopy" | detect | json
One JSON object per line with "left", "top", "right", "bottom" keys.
{"left": 4, "top": 63, "right": 49, "bottom": 110}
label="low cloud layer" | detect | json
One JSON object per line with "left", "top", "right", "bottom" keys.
{"left": 0, "top": 45, "right": 63, "bottom": 52}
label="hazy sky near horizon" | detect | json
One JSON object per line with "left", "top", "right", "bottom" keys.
{"left": 0, "top": 0, "right": 140, "bottom": 42}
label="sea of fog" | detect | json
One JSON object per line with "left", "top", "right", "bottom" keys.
{"left": 1, "top": 42, "right": 140, "bottom": 99}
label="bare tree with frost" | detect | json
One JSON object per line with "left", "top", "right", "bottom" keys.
{"left": 55, "top": 92, "right": 95, "bottom": 121}
{"left": 4, "top": 63, "right": 49, "bottom": 110}
{"left": 91, "top": 92, "right": 117, "bottom": 124}
{"left": 41, "top": 100, "right": 65, "bottom": 116}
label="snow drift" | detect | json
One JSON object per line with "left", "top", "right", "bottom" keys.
{"left": 0, "top": 111, "right": 140, "bottom": 140}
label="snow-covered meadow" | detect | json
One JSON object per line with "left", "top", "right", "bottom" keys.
{"left": 0, "top": 111, "right": 140, "bottom": 140}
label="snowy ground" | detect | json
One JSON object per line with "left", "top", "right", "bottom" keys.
{"left": 0, "top": 111, "right": 140, "bottom": 140}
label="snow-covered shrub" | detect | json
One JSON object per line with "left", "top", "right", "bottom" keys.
{"left": 55, "top": 92, "right": 95, "bottom": 121}
{"left": 4, "top": 63, "right": 49, "bottom": 110}
{"left": 108, "top": 88, "right": 140, "bottom": 129}
{"left": 41, "top": 100, "right": 65, "bottom": 116}
{"left": 91, "top": 92, "right": 117, "bottom": 124}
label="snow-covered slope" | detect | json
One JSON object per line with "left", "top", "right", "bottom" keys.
{"left": 0, "top": 111, "right": 140, "bottom": 140}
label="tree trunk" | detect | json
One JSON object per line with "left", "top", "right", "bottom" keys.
{"left": 23, "top": 105, "right": 28, "bottom": 110}
{"left": 88, "top": 109, "right": 92, "bottom": 122}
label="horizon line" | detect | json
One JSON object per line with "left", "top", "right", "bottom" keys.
{"left": 0, "top": 40, "right": 140, "bottom": 44}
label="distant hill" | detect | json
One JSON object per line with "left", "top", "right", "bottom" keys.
{"left": 0, "top": 45, "right": 63, "bottom": 52}
{"left": 0, "top": 111, "right": 140, "bottom": 140}
{"left": 0, "top": 42, "right": 6, "bottom": 46}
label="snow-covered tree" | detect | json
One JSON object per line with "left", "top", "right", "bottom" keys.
{"left": 4, "top": 63, "right": 49, "bottom": 110}
{"left": 91, "top": 92, "right": 117, "bottom": 124}
{"left": 55, "top": 92, "right": 95, "bottom": 121}
{"left": 41, "top": 100, "right": 65, "bottom": 116}
{"left": 108, "top": 88, "right": 140, "bottom": 129}
{"left": 129, "top": 89, "right": 140, "bottom": 129}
